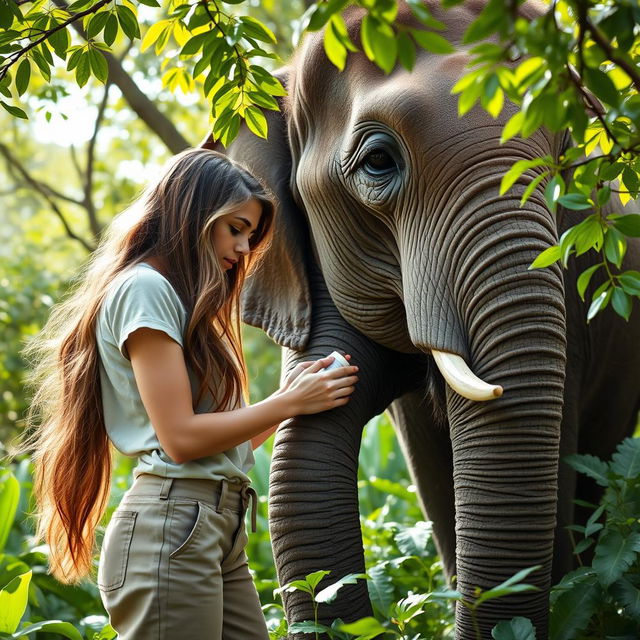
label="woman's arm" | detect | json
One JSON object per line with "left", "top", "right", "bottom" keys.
{"left": 127, "top": 328, "right": 358, "bottom": 463}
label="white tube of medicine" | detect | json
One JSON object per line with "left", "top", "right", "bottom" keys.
{"left": 323, "top": 351, "right": 350, "bottom": 371}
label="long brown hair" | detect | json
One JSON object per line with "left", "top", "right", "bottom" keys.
{"left": 23, "top": 148, "right": 275, "bottom": 583}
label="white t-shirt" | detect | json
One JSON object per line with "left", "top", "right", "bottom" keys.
{"left": 96, "top": 263, "right": 254, "bottom": 483}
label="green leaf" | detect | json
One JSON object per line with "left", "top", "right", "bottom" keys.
{"left": 596, "top": 185, "right": 611, "bottom": 207}
{"left": 246, "top": 89, "right": 278, "bottom": 110}
{"left": 86, "top": 11, "right": 110, "bottom": 39}
{"left": 239, "top": 16, "right": 276, "bottom": 44}
{"left": 501, "top": 110, "right": 523, "bottom": 143}
{"left": 519, "top": 171, "right": 548, "bottom": 207}
{"left": 491, "top": 617, "right": 536, "bottom": 640}
{"left": 315, "top": 573, "right": 367, "bottom": 604}
{"left": 476, "top": 566, "right": 540, "bottom": 606}
{"left": 116, "top": 4, "right": 140, "bottom": 40}
{"left": 361, "top": 14, "right": 397, "bottom": 74}
{"left": 250, "top": 66, "right": 287, "bottom": 96}
{"left": 500, "top": 157, "right": 551, "bottom": 195}
{"left": 14, "top": 58, "right": 30, "bottom": 96}
{"left": 396, "top": 30, "right": 416, "bottom": 71}
{"left": 305, "top": 570, "right": 330, "bottom": 590}
{"left": 463, "top": 9, "right": 502, "bottom": 44}
{"left": 611, "top": 287, "right": 632, "bottom": 321}
{"left": 582, "top": 66, "right": 620, "bottom": 107}
{"left": 576, "top": 264, "right": 601, "bottom": 301}
{"left": 0, "top": 470, "right": 19, "bottom": 552}
{"left": 407, "top": 0, "right": 446, "bottom": 29}
{"left": 337, "top": 617, "right": 388, "bottom": 638}
{"left": 75, "top": 52, "right": 90, "bottom": 87}
{"left": 549, "top": 575, "right": 600, "bottom": 640}
{"left": 604, "top": 227, "right": 626, "bottom": 268}
{"left": 611, "top": 577, "right": 640, "bottom": 617}
{"left": 244, "top": 105, "right": 268, "bottom": 139}
{"left": 88, "top": 47, "right": 108, "bottom": 84}
{"left": 367, "top": 564, "right": 394, "bottom": 617}
{"left": 611, "top": 214, "right": 640, "bottom": 237}
{"left": 593, "top": 530, "right": 640, "bottom": 586}
{"left": 11, "top": 621, "right": 83, "bottom": 640}
{"left": 104, "top": 13, "right": 118, "bottom": 46}
{"left": 619, "top": 270, "right": 640, "bottom": 296}
{"left": 410, "top": 28, "right": 454, "bottom": 54}
{"left": 0, "top": 100, "right": 27, "bottom": 119}
{"left": 564, "top": 453, "right": 609, "bottom": 487}
{"left": 288, "top": 621, "right": 333, "bottom": 635}
{"left": 31, "top": 48, "right": 51, "bottom": 81}
{"left": 273, "top": 579, "right": 313, "bottom": 596}
{"left": 324, "top": 17, "right": 347, "bottom": 70}
{"left": 574, "top": 215, "right": 603, "bottom": 256}
{"left": 67, "top": 0, "right": 93, "bottom": 10}
{"left": 610, "top": 436, "right": 640, "bottom": 480}
{"left": 306, "top": 0, "right": 349, "bottom": 31}
{"left": 48, "top": 22, "right": 70, "bottom": 59}
{"left": 66, "top": 46, "right": 83, "bottom": 71}
{"left": 180, "top": 31, "right": 209, "bottom": 57}
{"left": 622, "top": 166, "right": 640, "bottom": 197}
{"left": 529, "top": 245, "right": 560, "bottom": 270}
{"left": 544, "top": 174, "right": 565, "bottom": 213}
{"left": 395, "top": 521, "right": 432, "bottom": 556}
{"left": 556, "top": 193, "right": 592, "bottom": 210}
{"left": 0, "top": 571, "right": 31, "bottom": 634}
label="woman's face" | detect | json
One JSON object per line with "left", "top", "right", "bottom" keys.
{"left": 211, "top": 198, "right": 263, "bottom": 270}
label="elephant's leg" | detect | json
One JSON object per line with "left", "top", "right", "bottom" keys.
{"left": 269, "top": 268, "right": 422, "bottom": 634}
{"left": 387, "top": 386, "right": 456, "bottom": 582}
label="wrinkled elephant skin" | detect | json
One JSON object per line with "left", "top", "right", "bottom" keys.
{"left": 203, "top": 1, "right": 640, "bottom": 638}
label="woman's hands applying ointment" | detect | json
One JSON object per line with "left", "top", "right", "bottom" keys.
{"left": 280, "top": 354, "right": 359, "bottom": 415}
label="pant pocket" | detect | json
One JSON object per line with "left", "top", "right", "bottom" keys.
{"left": 169, "top": 500, "right": 204, "bottom": 559}
{"left": 98, "top": 510, "right": 137, "bottom": 592}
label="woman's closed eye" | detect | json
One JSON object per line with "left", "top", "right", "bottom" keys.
{"left": 229, "top": 225, "right": 241, "bottom": 236}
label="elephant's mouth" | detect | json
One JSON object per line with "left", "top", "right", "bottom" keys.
{"left": 431, "top": 349, "right": 503, "bottom": 401}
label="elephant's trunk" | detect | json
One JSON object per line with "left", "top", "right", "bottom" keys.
{"left": 404, "top": 188, "right": 566, "bottom": 638}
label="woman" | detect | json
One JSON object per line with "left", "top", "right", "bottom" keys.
{"left": 25, "top": 148, "right": 359, "bottom": 639}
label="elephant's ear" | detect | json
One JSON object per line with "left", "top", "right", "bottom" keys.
{"left": 199, "top": 69, "right": 311, "bottom": 350}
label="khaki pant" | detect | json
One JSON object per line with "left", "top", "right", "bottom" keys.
{"left": 98, "top": 474, "right": 269, "bottom": 640}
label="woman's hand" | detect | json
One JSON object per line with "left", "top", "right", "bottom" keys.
{"left": 282, "top": 354, "right": 359, "bottom": 415}
{"left": 279, "top": 361, "right": 315, "bottom": 393}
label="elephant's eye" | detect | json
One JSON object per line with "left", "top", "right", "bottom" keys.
{"left": 362, "top": 148, "right": 396, "bottom": 175}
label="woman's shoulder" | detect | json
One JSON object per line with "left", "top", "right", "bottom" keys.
{"left": 102, "top": 263, "right": 185, "bottom": 318}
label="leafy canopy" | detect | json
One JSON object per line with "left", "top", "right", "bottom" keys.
{"left": 1, "top": 0, "right": 640, "bottom": 319}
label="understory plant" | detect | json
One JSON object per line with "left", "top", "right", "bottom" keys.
{"left": 549, "top": 436, "right": 640, "bottom": 640}
{"left": 270, "top": 566, "right": 538, "bottom": 640}
{"left": 0, "top": 460, "right": 119, "bottom": 639}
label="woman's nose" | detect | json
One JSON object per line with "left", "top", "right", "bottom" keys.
{"left": 236, "top": 237, "right": 250, "bottom": 255}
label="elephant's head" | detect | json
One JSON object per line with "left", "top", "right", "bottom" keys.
{"left": 205, "top": 1, "right": 567, "bottom": 636}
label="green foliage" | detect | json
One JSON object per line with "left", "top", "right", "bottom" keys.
{"left": 0, "top": 465, "right": 114, "bottom": 639}
{"left": 450, "top": 0, "right": 640, "bottom": 321}
{"left": 550, "top": 437, "right": 640, "bottom": 639}
{"left": 2, "top": 0, "right": 640, "bottom": 321}
{"left": 273, "top": 564, "right": 539, "bottom": 640}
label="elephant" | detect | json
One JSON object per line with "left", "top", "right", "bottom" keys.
{"left": 202, "top": 1, "right": 640, "bottom": 637}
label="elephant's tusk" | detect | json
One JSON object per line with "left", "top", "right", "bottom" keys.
{"left": 432, "top": 350, "right": 503, "bottom": 402}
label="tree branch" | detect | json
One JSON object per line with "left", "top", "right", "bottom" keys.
{"left": 0, "top": 143, "right": 95, "bottom": 253}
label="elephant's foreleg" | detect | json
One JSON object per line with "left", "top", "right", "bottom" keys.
{"left": 387, "top": 386, "right": 456, "bottom": 582}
